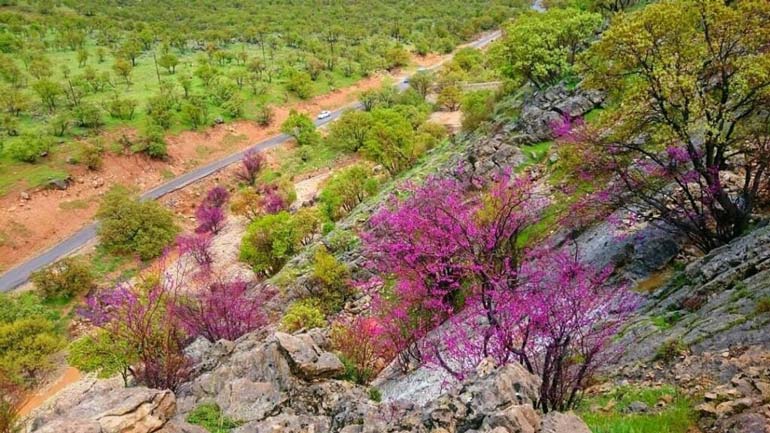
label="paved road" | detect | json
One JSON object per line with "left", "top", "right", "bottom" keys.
{"left": 0, "top": 30, "right": 501, "bottom": 292}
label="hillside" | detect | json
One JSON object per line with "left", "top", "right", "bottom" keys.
{"left": 2, "top": 1, "right": 770, "bottom": 433}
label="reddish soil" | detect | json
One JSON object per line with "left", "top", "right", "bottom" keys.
{"left": 0, "top": 75, "right": 383, "bottom": 272}
{"left": 18, "top": 366, "right": 82, "bottom": 417}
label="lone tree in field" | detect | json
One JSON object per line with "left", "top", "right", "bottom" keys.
{"left": 581, "top": 0, "right": 770, "bottom": 252}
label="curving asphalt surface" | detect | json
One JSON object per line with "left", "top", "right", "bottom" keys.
{"left": 0, "top": 30, "right": 501, "bottom": 292}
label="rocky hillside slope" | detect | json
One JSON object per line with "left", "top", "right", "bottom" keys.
{"left": 23, "top": 80, "right": 770, "bottom": 433}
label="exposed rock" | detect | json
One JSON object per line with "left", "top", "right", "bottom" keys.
{"left": 461, "top": 83, "right": 604, "bottom": 179}
{"left": 274, "top": 332, "right": 345, "bottom": 380}
{"left": 29, "top": 377, "right": 176, "bottom": 433}
{"left": 46, "top": 178, "right": 70, "bottom": 190}
{"left": 626, "top": 401, "right": 650, "bottom": 413}
{"left": 540, "top": 411, "right": 592, "bottom": 433}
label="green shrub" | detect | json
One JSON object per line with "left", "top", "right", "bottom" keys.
{"left": 653, "top": 338, "right": 689, "bottom": 363}
{"left": 0, "top": 318, "right": 63, "bottom": 385}
{"left": 132, "top": 123, "right": 168, "bottom": 159}
{"left": 755, "top": 296, "right": 770, "bottom": 315}
{"left": 96, "top": 186, "right": 179, "bottom": 260}
{"left": 4, "top": 134, "right": 52, "bottom": 163}
{"left": 309, "top": 247, "right": 352, "bottom": 313}
{"left": 280, "top": 299, "right": 326, "bottom": 333}
{"left": 318, "top": 164, "right": 379, "bottom": 221}
{"left": 67, "top": 330, "right": 137, "bottom": 386}
{"left": 77, "top": 142, "right": 104, "bottom": 170}
{"left": 368, "top": 387, "right": 382, "bottom": 402}
{"left": 31, "top": 257, "right": 96, "bottom": 301}
{"left": 187, "top": 403, "right": 240, "bottom": 433}
{"left": 240, "top": 210, "right": 319, "bottom": 276}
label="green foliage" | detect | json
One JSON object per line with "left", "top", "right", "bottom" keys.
{"left": 31, "top": 257, "right": 96, "bottom": 301}
{"left": 460, "top": 90, "right": 495, "bottom": 131}
{"left": 240, "top": 210, "right": 319, "bottom": 276}
{"left": 318, "top": 164, "right": 379, "bottom": 221}
{"left": 362, "top": 108, "right": 427, "bottom": 175}
{"left": 67, "top": 330, "right": 137, "bottom": 386}
{"left": 4, "top": 134, "right": 52, "bottom": 163}
{"left": 187, "top": 403, "right": 240, "bottom": 433}
{"left": 77, "top": 142, "right": 104, "bottom": 170}
{"left": 579, "top": 385, "right": 695, "bottom": 433}
{"left": 326, "top": 110, "right": 373, "bottom": 152}
{"left": 755, "top": 297, "right": 770, "bottom": 315}
{"left": 285, "top": 70, "right": 313, "bottom": 99}
{"left": 309, "top": 247, "right": 352, "bottom": 312}
{"left": 133, "top": 123, "right": 168, "bottom": 159}
{"left": 368, "top": 387, "right": 382, "bottom": 402}
{"left": 653, "top": 338, "right": 689, "bottom": 363}
{"left": 280, "top": 299, "right": 326, "bottom": 333}
{"left": 0, "top": 310, "right": 63, "bottom": 385}
{"left": 280, "top": 110, "right": 320, "bottom": 147}
{"left": 496, "top": 8, "right": 601, "bottom": 87}
{"left": 96, "top": 186, "right": 180, "bottom": 260}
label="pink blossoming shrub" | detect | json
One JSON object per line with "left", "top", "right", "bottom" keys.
{"left": 177, "top": 234, "right": 213, "bottom": 269}
{"left": 195, "top": 206, "right": 225, "bottom": 234}
{"left": 330, "top": 316, "right": 390, "bottom": 384}
{"left": 361, "top": 172, "right": 637, "bottom": 411}
{"left": 80, "top": 258, "right": 270, "bottom": 390}
{"left": 174, "top": 279, "right": 271, "bottom": 342}
{"left": 203, "top": 186, "right": 230, "bottom": 209}
{"left": 80, "top": 259, "right": 192, "bottom": 391}
{"left": 238, "top": 149, "right": 265, "bottom": 185}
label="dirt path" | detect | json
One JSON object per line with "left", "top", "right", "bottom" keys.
{"left": 0, "top": 75, "right": 382, "bottom": 273}
{"left": 18, "top": 366, "right": 82, "bottom": 417}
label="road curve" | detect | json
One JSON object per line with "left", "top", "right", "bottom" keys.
{"left": 0, "top": 30, "right": 501, "bottom": 292}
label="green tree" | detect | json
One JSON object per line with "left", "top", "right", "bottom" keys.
{"left": 0, "top": 318, "right": 63, "bottom": 385}
{"left": 362, "top": 108, "right": 417, "bottom": 175}
{"left": 286, "top": 70, "right": 313, "bottom": 99}
{"left": 280, "top": 110, "right": 320, "bottom": 146}
{"left": 437, "top": 85, "right": 462, "bottom": 110}
{"left": 31, "top": 257, "right": 95, "bottom": 301}
{"left": 496, "top": 8, "right": 601, "bottom": 87}
{"left": 240, "top": 210, "right": 318, "bottom": 276}
{"left": 409, "top": 70, "right": 433, "bottom": 99}
{"left": 68, "top": 331, "right": 137, "bottom": 386}
{"left": 319, "top": 164, "right": 378, "bottom": 220}
{"left": 112, "top": 58, "right": 133, "bottom": 85}
{"left": 77, "top": 48, "right": 89, "bottom": 67}
{"left": 181, "top": 96, "right": 209, "bottom": 129}
{"left": 96, "top": 186, "right": 180, "bottom": 260}
{"left": 157, "top": 53, "right": 179, "bottom": 74}
{"left": 326, "top": 110, "right": 372, "bottom": 152}
{"left": 580, "top": 0, "right": 770, "bottom": 251}
{"left": 31, "top": 79, "right": 62, "bottom": 112}
{"left": 460, "top": 90, "right": 494, "bottom": 131}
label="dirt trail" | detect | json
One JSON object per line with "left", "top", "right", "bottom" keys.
{"left": 18, "top": 367, "right": 82, "bottom": 417}
{"left": 0, "top": 75, "right": 382, "bottom": 272}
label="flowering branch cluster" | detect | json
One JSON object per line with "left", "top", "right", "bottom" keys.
{"left": 359, "top": 172, "right": 637, "bottom": 411}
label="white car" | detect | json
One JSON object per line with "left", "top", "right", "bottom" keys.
{"left": 317, "top": 110, "right": 332, "bottom": 120}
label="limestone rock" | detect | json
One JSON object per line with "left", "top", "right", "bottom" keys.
{"left": 539, "top": 411, "right": 592, "bottom": 433}
{"left": 30, "top": 378, "right": 176, "bottom": 433}
{"left": 274, "top": 332, "right": 345, "bottom": 380}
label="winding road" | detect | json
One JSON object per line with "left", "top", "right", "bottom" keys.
{"left": 0, "top": 30, "right": 501, "bottom": 292}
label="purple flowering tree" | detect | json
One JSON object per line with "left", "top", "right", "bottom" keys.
{"left": 237, "top": 149, "right": 265, "bottom": 185}
{"left": 174, "top": 279, "right": 271, "bottom": 342}
{"left": 361, "top": 172, "right": 637, "bottom": 411}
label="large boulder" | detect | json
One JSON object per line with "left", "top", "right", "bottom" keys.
{"left": 274, "top": 332, "right": 345, "bottom": 380}
{"left": 29, "top": 377, "right": 176, "bottom": 433}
